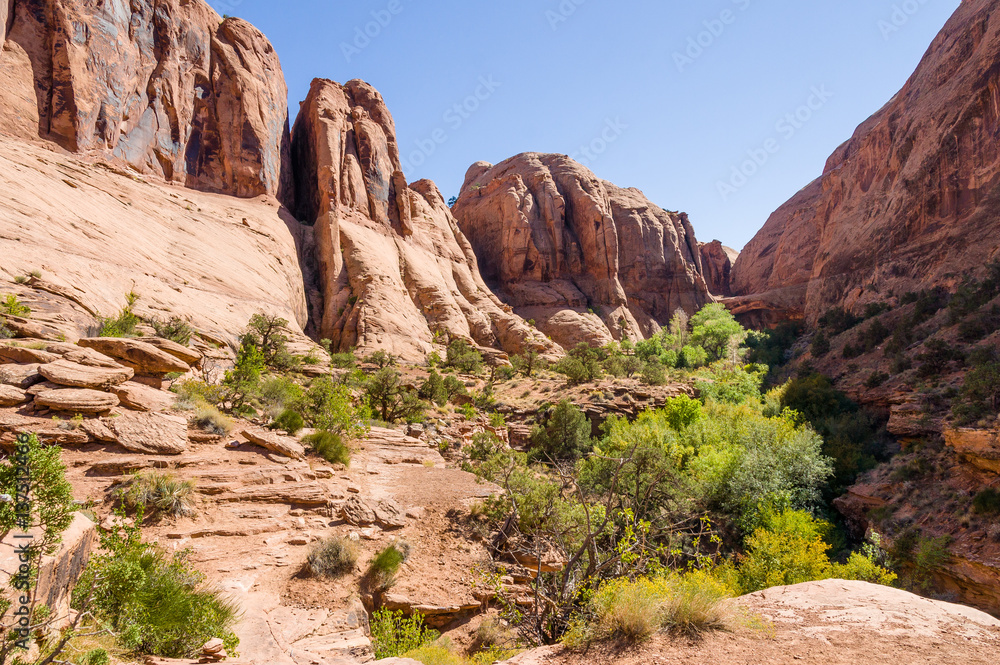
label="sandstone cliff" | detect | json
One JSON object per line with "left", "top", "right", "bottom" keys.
{"left": 289, "top": 79, "right": 556, "bottom": 361}
{"left": 731, "top": 0, "right": 1000, "bottom": 323}
{"left": 452, "top": 154, "right": 712, "bottom": 349}
{"left": 699, "top": 240, "right": 738, "bottom": 297}
{"left": 1, "top": 0, "right": 291, "bottom": 199}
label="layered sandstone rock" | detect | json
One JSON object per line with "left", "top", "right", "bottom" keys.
{"left": 1, "top": 0, "right": 290, "bottom": 199}
{"left": 699, "top": 240, "right": 738, "bottom": 297}
{"left": 732, "top": 0, "right": 1000, "bottom": 322}
{"left": 289, "top": 78, "right": 556, "bottom": 361}
{"left": 452, "top": 154, "right": 712, "bottom": 348}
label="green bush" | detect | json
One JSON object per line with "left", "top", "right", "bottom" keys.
{"left": 194, "top": 401, "right": 233, "bottom": 435}
{"left": 1, "top": 293, "right": 30, "bottom": 317}
{"left": 151, "top": 316, "right": 195, "bottom": 345}
{"left": 96, "top": 291, "right": 141, "bottom": 337}
{"left": 419, "top": 371, "right": 449, "bottom": 406}
{"left": 118, "top": 471, "right": 196, "bottom": 518}
{"left": 690, "top": 303, "right": 746, "bottom": 362}
{"left": 295, "top": 376, "right": 370, "bottom": 438}
{"left": 530, "top": 400, "right": 593, "bottom": 462}
{"left": 222, "top": 341, "right": 266, "bottom": 414}
{"left": 303, "top": 430, "right": 351, "bottom": 466}
{"left": 371, "top": 608, "right": 438, "bottom": 660}
{"left": 695, "top": 363, "right": 765, "bottom": 405}
{"left": 306, "top": 536, "right": 359, "bottom": 577}
{"left": 445, "top": 339, "right": 483, "bottom": 374}
{"left": 240, "top": 313, "right": 295, "bottom": 370}
{"left": 76, "top": 517, "right": 240, "bottom": 657}
{"left": 368, "top": 350, "right": 397, "bottom": 368}
{"left": 818, "top": 307, "right": 860, "bottom": 334}
{"left": 365, "top": 368, "right": 426, "bottom": 423}
{"left": 952, "top": 359, "right": 1000, "bottom": 425}
{"left": 640, "top": 360, "right": 667, "bottom": 386}
{"left": 810, "top": 330, "right": 830, "bottom": 357}
{"left": 272, "top": 408, "right": 304, "bottom": 434}
{"left": 864, "top": 371, "right": 889, "bottom": 389}
{"left": 367, "top": 542, "right": 410, "bottom": 590}
{"left": 330, "top": 351, "right": 357, "bottom": 369}
{"left": 972, "top": 489, "right": 1000, "bottom": 515}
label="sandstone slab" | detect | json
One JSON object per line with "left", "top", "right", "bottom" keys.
{"left": 0, "top": 384, "right": 28, "bottom": 406}
{"left": 0, "top": 344, "right": 59, "bottom": 364}
{"left": 34, "top": 389, "right": 119, "bottom": 414}
{"left": 78, "top": 338, "right": 190, "bottom": 375}
{"left": 137, "top": 337, "right": 203, "bottom": 365}
{"left": 241, "top": 428, "right": 305, "bottom": 460}
{"left": 0, "top": 363, "right": 43, "bottom": 388}
{"left": 107, "top": 411, "right": 188, "bottom": 455}
{"left": 39, "top": 359, "right": 134, "bottom": 390}
{"left": 111, "top": 381, "right": 175, "bottom": 413}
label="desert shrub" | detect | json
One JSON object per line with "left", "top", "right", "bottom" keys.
{"left": 295, "top": 376, "right": 370, "bottom": 438}
{"left": 117, "top": 471, "right": 195, "bottom": 518}
{"left": 690, "top": 303, "right": 746, "bottom": 362}
{"left": 951, "top": 358, "right": 1000, "bottom": 425}
{"left": 76, "top": 518, "right": 240, "bottom": 657}
{"left": 958, "top": 304, "right": 1000, "bottom": 343}
{"left": 972, "top": 489, "right": 1000, "bottom": 515}
{"left": 306, "top": 536, "right": 359, "bottom": 577}
{"left": 368, "top": 349, "right": 397, "bottom": 368}
{"left": 443, "top": 375, "right": 468, "bottom": 401}
{"left": 554, "top": 344, "right": 605, "bottom": 384}
{"left": 915, "top": 339, "right": 965, "bottom": 378}
{"left": 810, "top": 330, "right": 830, "bottom": 357}
{"left": 1, "top": 293, "right": 30, "bottom": 317}
{"left": 365, "top": 368, "right": 426, "bottom": 423}
{"left": 271, "top": 408, "right": 304, "bottom": 435}
{"left": 419, "top": 371, "right": 449, "bottom": 406}
{"left": 864, "top": 371, "right": 889, "bottom": 389}
{"left": 818, "top": 307, "right": 860, "bottom": 334}
{"left": 330, "top": 350, "right": 357, "bottom": 369}
{"left": 221, "top": 341, "right": 266, "bottom": 413}
{"left": 193, "top": 402, "right": 234, "bottom": 435}
{"left": 371, "top": 608, "right": 438, "bottom": 660}
{"left": 367, "top": 542, "right": 410, "bottom": 590}
{"left": 96, "top": 291, "right": 141, "bottom": 337}
{"left": 172, "top": 379, "right": 227, "bottom": 409}
{"left": 240, "top": 313, "right": 295, "bottom": 370}
{"left": 530, "top": 400, "right": 593, "bottom": 462}
{"left": 445, "top": 339, "right": 483, "bottom": 374}
{"left": 257, "top": 374, "right": 305, "bottom": 419}
{"left": 568, "top": 570, "right": 735, "bottom": 644}
{"left": 863, "top": 302, "right": 892, "bottom": 319}
{"left": 695, "top": 363, "right": 765, "bottom": 405}
{"left": 746, "top": 321, "right": 803, "bottom": 369}
{"left": 780, "top": 374, "right": 855, "bottom": 424}
{"left": 303, "top": 430, "right": 351, "bottom": 466}
{"left": 737, "top": 509, "right": 833, "bottom": 593}
{"left": 512, "top": 350, "right": 545, "bottom": 377}
{"left": 909, "top": 287, "right": 949, "bottom": 326}
{"left": 150, "top": 316, "right": 195, "bottom": 345}
{"left": 553, "top": 356, "right": 590, "bottom": 385}
{"left": 678, "top": 345, "right": 709, "bottom": 369}
{"left": 830, "top": 551, "right": 898, "bottom": 586}
{"left": 640, "top": 359, "right": 666, "bottom": 386}
{"left": 890, "top": 354, "right": 912, "bottom": 374}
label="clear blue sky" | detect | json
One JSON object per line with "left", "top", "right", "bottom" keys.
{"left": 216, "top": 0, "right": 960, "bottom": 251}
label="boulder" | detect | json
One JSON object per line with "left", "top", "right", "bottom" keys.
{"left": 0, "top": 344, "right": 59, "bottom": 364}
{"left": 61, "top": 348, "right": 125, "bottom": 369}
{"left": 241, "top": 428, "right": 305, "bottom": 460}
{"left": 77, "top": 338, "right": 190, "bottom": 375}
{"left": 80, "top": 418, "right": 116, "bottom": 443}
{"left": 0, "top": 315, "right": 63, "bottom": 340}
{"left": 107, "top": 411, "right": 188, "bottom": 455}
{"left": 341, "top": 496, "right": 377, "bottom": 526}
{"left": 453, "top": 153, "right": 713, "bottom": 348}
{"left": 137, "top": 338, "right": 203, "bottom": 365}
{"left": 220, "top": 483, "right": 330, "bottom": 506}
{"left": 34, "top": 389, "right": 119, "bottom": 414}
{"left": 39, "top": 359, "right": 134, "bottom": 390}
{"left": 111, "top": 381, "right": 176, "bottom": 412}
{"left": 0, "top": 363, "right": 43, "bottom": 388}
{"left": 374, "top": 498, "right": 407, "bottom": 530}
{"left": 0, "top": 384, "right": 28, "bottom": 406}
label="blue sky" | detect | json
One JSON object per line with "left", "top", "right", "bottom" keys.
{"left": 215, "top": 0, "right": 960, "bottom": 250}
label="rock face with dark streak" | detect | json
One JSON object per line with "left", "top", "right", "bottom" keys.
{"left": 1, "top": 0, "right": 291, "bottom": 199}
{"left": 452, "top": 154, "right": 712, "bottom": 349}
{"left": 290, "top": 78, "right": 558, "bottom": 361}
{"left": 732, "top": 0, "right": 1000, "bottom": 323}
{"left": 699, "top": 240, "right": 738, "bottom": 297}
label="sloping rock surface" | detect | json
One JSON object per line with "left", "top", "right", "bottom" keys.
{"left": 453, "top": 153, "right": 712, "bottom": 348}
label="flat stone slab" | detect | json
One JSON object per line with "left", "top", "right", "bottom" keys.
{"left": 0, "top": 362, "right": 43, "bottom": 388}
{"left": 39, "top": 358, "right": 134, "bottom": 389}
{"left": 137, "top": 337, "right": 203, "bottom": 365}
{"left": 0, "top": 384, "right": 28, "bottom": 406}
{"left": 108, "top": 411, "right": 188, "bottom": 455}
{"left": 242, "top": 428, "right": 305, "bottom": 460}
{"left": 77, "top": 337, "right": 190, "bottom": 374}
{"left": 111, "top": 381, "right": 175, "bottom": 412}
{"left": 0, "top": 344, "right": 59, "bottom": 364}
{"left": 34, "top": 388, "right": 119, "bottom": 414}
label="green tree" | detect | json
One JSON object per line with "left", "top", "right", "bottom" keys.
{"left": 240, "top": 313, "right": 293, "bottom": 369}
{"left": 364, "top": 368, "right": 425, "bottom": 423}
{"left": 222, "top": 342, "right": 266, "bottom": 413}
{"left": 531, "top": 400, "right": 593, "bottom": 461}
{"left": 690, "top": 304, "right": 745, "bottom": 362}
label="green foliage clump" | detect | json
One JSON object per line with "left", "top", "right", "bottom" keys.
{"left": 222, "top": 341, "right": 266, "bottom": 414}
{"left": 810, "top": 330, "right": 830, "bottom": 357}
{"left": 512, "top": 350, "right": 546, "bottom": 377}
{"left": 330, "top": 350, "right": 357, "bottom": 369}
{"left": 915, "top": 339, "right": 965, "bottom": 378}
{"left": 150, "top": 316, "right": 195, "bottom": 345}
{"left": 554, "top": 344, "right": 605, "bottom": 385}
{"left": 96, "top": 291, "right": 141, "bottom": 337}
{"left": 951, "top": 351, "right": 1000, "bottom": 425}
{"left": 690, "top": 303, "right": 746, "bottom": 362}
{"left": 367, "top": 542, "right": 410, "bottom": 590}
{"left": 530, "top": 400, "right": 593, "bottom": 462}
{"left": 746, "top": 321, "right": 803, "bottom": 368}
{"left": 371, "top": 608, "right": 438, "bottom": 660}
{"left": 76, "top": 517, "right": 240, "bottom": 657}
{"left": 445, "top": 339, "right": 483, "bottom": 374}
{"left": 972, "top": 489, "right": 1000, "bottom": 515}
{"left": 818, "top": 307, "right": 861, "bottom": 334}
{"left": 419, "top": 370, "right": 449, "bottom": 406}
{"left": 194, "top": 402, "right": 233, "bottom": 435}
{"left": 241, "top": 313, "right": 295, "bottom": 370}
{"left": 1, "top": 293, "right": 30, "bottom": 317}
{"left": 368, "top": 349, "right": 397, "bottom": 369}
{"left": 303, "top": 431, "right": 351, "bottom": 466}
{"left": 365, "top": 368, "right": 426, "bottom": 423}
{"left": 295, "top": 376, "right": 371, "bottom": 439}
{"left": 695, "top": 363, "right": 766, "bottom": 405}
{"left": 118, "top": 471, "right": 195, "bottom": 518}
{"left": 306, "top": 536, "right": 359, "bottom": 577}
{"left": 271, "top": 408, "right": 304, "bottom": 434}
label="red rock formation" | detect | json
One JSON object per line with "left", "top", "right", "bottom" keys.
{"left": 732, "top": 0, "right": 1000, "bottom": 323}
{"left": 290, "top": 79, "right": 558, "bottom": 361}
{"left": 452, "top": 154, "right": 712, "bottom": 349}
{"left": 699, "top": 240, "right": 738, "bottom": 297}
{"left": 1, "top": 0, "right": 290, "bottom": 199}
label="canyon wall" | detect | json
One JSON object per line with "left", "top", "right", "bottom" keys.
{"left": 732, "top": 0, "right": 1000, "bottom": 322}
{"left": 452, "top": 153, "right": 712, "bottom": 349}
